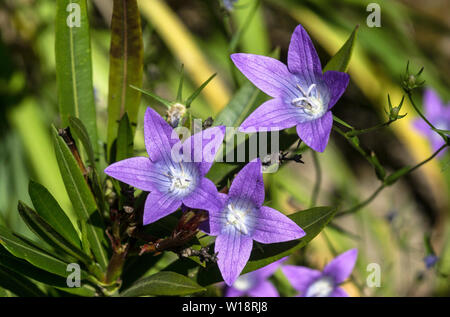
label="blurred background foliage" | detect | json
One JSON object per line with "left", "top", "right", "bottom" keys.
{"left": 0, "top": 0, "right": 449, "bottom": 296}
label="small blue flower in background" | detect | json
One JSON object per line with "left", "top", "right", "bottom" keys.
{"left": 413, "top": 88, "right": 450, "bottom": 157}
{"left": 222, "top": 0, "right": 238, "bottom": 12}
{"left": 231, "top": 24, "right": 350, "bottom": 152}
{"left": 225, "top": 257, "right": 287, "bottom": 297}
{"left": 424, "top": 255, "right": 439, "bottom": 269}
{"left": 282, "top": 249, "right": 358, "bottom": 297}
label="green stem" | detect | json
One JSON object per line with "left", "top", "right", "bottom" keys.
{"left": 346, "top": 120, "right": 394, "bottom": 137}
{"left": 333, "top": 126, "right": 373, "bottom": 166}
{"left": 310, "top": 151, "right": 321, "bottom": 207}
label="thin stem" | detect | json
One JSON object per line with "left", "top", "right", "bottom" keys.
{"left": 310, "top": 151, "right": 321, "bottom": 207}
{"left": 333, "top": 126, "right": 373, "bottom": 166}
{"left": 337, "top": 183, "right": 385, "bottom": 217}
{"left": 346, "top": 120, "right": 394, "bottom": 137}
{"left": 405, "top": 143, "right": 447, "bottom": 175}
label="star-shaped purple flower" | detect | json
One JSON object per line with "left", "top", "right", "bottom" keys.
{"left": 225, "top": 257, "right": 287, "bottom": 297}
{"left": 413, "top": 88, "right": 450, "bottom": 156}
{"left": 282, "top": 248, "right": 358, "bottom": 297}
{"left": 207, "top": 159, "right": 305, "bottom": 286}
{"left": 231, "top": 24, "right": 350, "bottom": 152}
{"left": 104, "top": 107, "right": 225, "bottom": 225}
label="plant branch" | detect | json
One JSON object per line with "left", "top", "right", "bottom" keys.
{"left": 310, "top": 151, "right": 321, "bottom": 207}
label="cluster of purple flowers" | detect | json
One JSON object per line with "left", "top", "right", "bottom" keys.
{"left": 105, "top": 24, "right": 357, "bottom": 295}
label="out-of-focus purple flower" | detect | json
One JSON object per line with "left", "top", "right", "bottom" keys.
{"left": 104, "top": 107, "right": 225, "bottom": 225}
{"left": 225, "top": 257, "right": 287, "bottom": 297}
{"left": 424, "top": 255, "right": 439, "bottom": 269}
{"left": 222, "top": 0, "right": 238, "bottom": 12}
{"left": 231, "top": 24, "right": 349, "bottom": 152}
{"left": 413, "top": 88, "right": 450, "bottom": 156}
{"left": 282, "top": 249, "right": 358, "bottom": 297}
{"left": 208, "top": 159, "right": 305, "bottom": 286}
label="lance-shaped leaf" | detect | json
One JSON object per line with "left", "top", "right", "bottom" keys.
{"left": 28, "top": 181, "right": 81, "bottom": 249}
{"left": 68, "top": 116, "right": 96, "bottom": 169}
{"left": 0, "top": 225, "right": 75, "bottom": 278}
{"left": 107, "top": 0, "right": 143, "bottom": 157}
{"left": 0, "top": 265, "right": 46, "bottom": 297}
{"left": 120, "top": 271, "right": 206, "bottom": 297}
{"left": 55, "top": 0, "right": 98, "bottom": 157}
{"left": 17, "top": 201, "right": 93, "bottom": 266}
{"left": 52, "top": 127, "right": 109, "bottom": 269}
{"left": 323, "top": 25, "right": 359, "bottom": 73}
{"left": 115, "top": 113, "right": 134, "bottom": 162}
{"left": 197, "top": 206, "right": 337, "bottom": 286}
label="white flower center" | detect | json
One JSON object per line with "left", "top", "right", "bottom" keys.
{"left": 233, "top": 274, "right": 255, "bottom": 292}
{"left": 225, "top": 203, "right": 252, "bottom": 235}
{"left": 305, "top": 276, "right": 335, "bottom": 297}
{"left": 291, "top": 83, "right": 326, "bottom": 117}
{"left": 164, "top": 163, "right": 193, "bottom": 193}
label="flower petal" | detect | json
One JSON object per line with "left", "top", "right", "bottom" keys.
{"left": 231, "top": 53, "right": 298, "bottom": 98}
{"left": 144, "top": 107, "right": 180, "bottom": 165}
{"left": 296, "top": 111, "right": 333, "bottom": 152}
{"left": 330, "top": 287, "right": 349, "bottom": 297}
{"left": 239, "top": 99, "right": 299, "bottom": 133}
{"left": 215, "top": 232, "right": 253, "bottom": 286}
{"left": 288, "top": 24, "right": 322, "bottom": 81}
{"left": 424, "top": 88, "right": 444, "bottom": 120}
{"left": 252, "top": 206, "right": 305, "bottom": 244}
{"left": 323, "top": 71, "right": 350, "bottom": 110}
{"left": 183, "top": 177, "right": 222, "bottom": 213}
{"left": 228, "top": 159, "right": 265, "bottom": 206}
{"left": 142, "top": 191, "right": 182, "bottom": 225}
{"left": 281, "top": 265, "right": 322, "bottom": 294}
{"left": 323, "top": 248, "right": 358, "bottom": 284}
{"left": 104, "top": 157, "right": 157, "bottom": 191}
{"left": 248, "top": 280, "right": 279, "bottom": 297}
{"left": 181, "top": 126, "right": 226, "bottom": 175}
{"left": 254, "top": 257, "right": 288, "bottom": 279}
{"left": 207, "top": 193, "right": 230, "bottom": 235}
{"left": 225, "top": 287, "right": 245, "bottom": 297}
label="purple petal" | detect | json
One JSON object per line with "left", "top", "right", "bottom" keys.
{"left": 296, "top": 111, "right": 333, "bottom": 152}
{"left": 323, "top": 248, "right": 358, "bottom": 284}
{"left": 228, "top": 159, "right": 265, "bottom": 206}
{"left": 330, "top": 287, "right": 349, "bottom": 297}
{"left": 424, "top": 88, "right": 444, "bottom": 120}
{"left": 248, "top": 280, "right": 279, "bottom": 297}
{"left": 144, "top": 107, "right": 180, "bottom": 165}
{"left": 287, "top": 24, "right": 322, "bottom": 81}
{"left": 104, "top": 157, "right": 156, "bottom": 191}
{"left": 252, "top": 206, "right": 305, "bottom": 243}
{"left": 323, "top": 71, "right": 350, "bottom": 110}
{"left": 182, "top": 177, "right": 222, "bottom": 213}
{"left": 143, "top": 192, "right": 182, "bottom": 225}
{"left": 231, "top": 53, "right": 297, "bottom": 98}
{"left": 225, "top": 287, "right": 245, "bottom": 297}
{"left": 206, "top": 193, "right": 228, "bottom": 235}
{"left": 281, "top": 265, "right": 322, "bottom": 293}
{"left": 254, "top": 257, "right": 288, "bottom": 279}
{"left": 181, "top": 126, "right": 226, "bottom": 175}
{"left": 215, "top": 232, "right": 253, "bottom": 286}
{"left": 239, "top": 99, "right": 299, "bottom": 133}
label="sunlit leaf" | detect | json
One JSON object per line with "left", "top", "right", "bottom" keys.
{"left": 323, "top": 25, "right": 359, "bottom": 72}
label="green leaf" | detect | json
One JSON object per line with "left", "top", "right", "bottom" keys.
{"left": 197, "top": 206, "right": 337, "bottom": 286}
{"left": 120, "top": 271, "right": 206, "bottom": 297}
{"left": 55, "top": 0, "right": 98, "bottom": 157}
{"left": 116, "top": 113, "right": 134, "bottom": 162}
{"left": 384, "top": 166, "right": 411, "bottom": 185}
{"left": 185, "top": 73, "right": 217, "bottom": 108}
{"left": 17, "top": 201, "right": 93, "bottom": 266}
{"left": 0, "top": 265, "right": 46, "bottom": 297}
{"left": 68, "top": 116, "right": 96, "bottom": 169}
{"left": 106, "top": 0, "right": 144, "bottom": 157}
{"left": 0, "top": 225, "right": 73, "bottom": 278}
{"left": 52, "top": 127, "right": 109, "bottom": 269}
{"left": 323, "top": 25, "right": 359, "bottom": 72}
{"left": 28, "top": 181, "right": 81, "bottom": 249}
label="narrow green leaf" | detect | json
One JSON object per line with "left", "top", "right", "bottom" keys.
{"left": 107, "top": 0, "right": 144, "bottom": 156}
{"left": 333, "top": 115, "right": 354, "bottom": 129}
{"left": 68, "top": 116, "right": 96, "bottom": 169}
{"left": 177, "top": 64, "right": 185, "bottom": 102}
{"left": 0, "top": 265, "right": 45, "bottom": 297}
{"left": 55, "top": 0, "right": 98, "bottom": 157}
{"left": 323, "top": 25, "right": 359, "bottom": 72}
{"left": 129, "top": 85, "right": 172, "bottom": 108}
{"left": 17, "top": 201, "right": 92, "bottom": 266}
{"left": 197, "top": 206, "right": 337, "bottom": 286}
{"left": 29, "top": 181, "right": 81, "bottom": 249}
{"left": 116, "top": 113, "right": 134, "bottom": 162}
{"left": 120, "top": 271, "right": 206, "bottom": 297}
{"left": 52, "top": 127, "right": 109, "bottom": 269}
{"left": 185, "top": 73, "right": 217, "bottom": 108}
{"left": 0, "top": 225, "right": 73, "bottom": 278}
{"left": 384, "top": 166, "right": 411, "bottom": 185}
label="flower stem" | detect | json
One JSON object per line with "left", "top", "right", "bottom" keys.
{"left": 310, "top": 151, "right": 321, "bottom": 207}
{"left": 346, "top": 120, "right": 395, "bottom": 137}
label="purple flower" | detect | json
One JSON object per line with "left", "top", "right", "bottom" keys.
{"left": 413, "top": 88, "right": 450, "bottom": 156}
{"left": 424, "top": 255, "right": 439, "bottom": 269}
{"left": 225, "top": 257, "right": 287, "bottom": 297}
{"left": 207, "top": 159, "right": 305, "bottom": 286}
{"left": 231, "top": 24, "right": 349, "bottom": 152}
{"left": 282, "top": 249, "right": 358, "bottom": 297}
{"left": 104, "top": 107, "right": 225, "bottom": 225}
